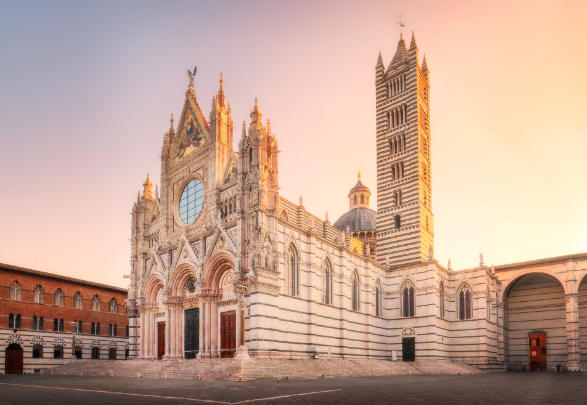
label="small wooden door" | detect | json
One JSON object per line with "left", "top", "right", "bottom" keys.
{"left": 5, "top": 344, "right": 23, "bottom": 374}
{"left": 529, "top": 333, "right": 547, "bottom": 371}
{"left": 221, "top": 311, "right": 236, "bottom": 358}
{"left": 157, "top": 321, "right": 166, "bottom": 360}
{"left": 402, "top": 337, "right": 415, "bottom": 362}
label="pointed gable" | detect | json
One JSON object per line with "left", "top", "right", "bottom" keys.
{"left": 222, "top": 153, "right": 238, "bottom": 185}
{"left": 172, "top": 85, "right": 211, "bottom": 164}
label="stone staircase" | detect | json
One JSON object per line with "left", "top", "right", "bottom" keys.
{"left": 45, "top": 358, "right": 481, "bottom": 381}
{"left": 466, "top": 360, "right": 507, "bottom": 373}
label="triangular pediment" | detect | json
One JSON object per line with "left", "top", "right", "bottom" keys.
{"left": 171, "top": 90, "right": 211, "bottom": 165}
{"left": 222, "top": 153, "right": 238, "bottom": 185}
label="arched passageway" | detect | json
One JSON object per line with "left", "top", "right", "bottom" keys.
{"left": 505, "top": 273, "right": 567, "bottom": 371}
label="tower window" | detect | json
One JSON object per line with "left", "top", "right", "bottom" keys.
{"left": 395, "top": 214, "right": 401, "bottom": 229}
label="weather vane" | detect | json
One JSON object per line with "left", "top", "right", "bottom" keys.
{"left": 396, "top": 14, "right": 405, "bottom": 34}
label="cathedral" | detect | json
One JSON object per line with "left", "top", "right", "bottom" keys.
{"left": 127, "top": 32, "right": 587, "bottom": 372}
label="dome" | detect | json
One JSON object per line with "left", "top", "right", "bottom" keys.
{"left": 333, "top": 207, "right": 377, "bottom": 233}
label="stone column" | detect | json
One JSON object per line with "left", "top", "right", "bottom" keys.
{"left": 566, "top": 293, "right": 581, "bottom": 371}
{"left": 197, "top": 300, "right": 205, "bottom": 359}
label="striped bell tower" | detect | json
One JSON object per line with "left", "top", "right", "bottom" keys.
{"left": 375, "top": 32, "right": 433, "bottom": 268}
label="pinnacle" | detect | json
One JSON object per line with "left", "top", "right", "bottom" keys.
{"left": 409, "top": 30, "right": 417, "bottom": 50}
{"left": 376, "top": 51, "right": 384, "bottom": 67}
{"left": 422, "top": 54, "right": 429, "bottom": 72}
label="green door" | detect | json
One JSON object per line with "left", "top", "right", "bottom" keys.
{"left": 402, "top": 337, "right": 415, "bottom": 361}
{"left": 185, "top": 308, "right": 199, "bottom": 359}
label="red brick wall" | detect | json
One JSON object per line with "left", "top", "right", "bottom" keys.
{"left": 0, "top": 267, "right": 128, "bottom": 336}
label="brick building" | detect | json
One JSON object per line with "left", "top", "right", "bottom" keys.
{"left": 1, "top": 263, "right": 128, "bottom": 374}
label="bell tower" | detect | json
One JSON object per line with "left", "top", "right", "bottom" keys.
{"left": 375, "top": 31, "right": 433, "bottom": 268}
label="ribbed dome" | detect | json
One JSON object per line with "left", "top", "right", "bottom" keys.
{"left": 333, "top": 207, "right": 377, "bottom": 233}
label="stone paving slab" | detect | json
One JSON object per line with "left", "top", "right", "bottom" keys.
{"left": 1, "top": 373, "right": 587, "bottom": 404}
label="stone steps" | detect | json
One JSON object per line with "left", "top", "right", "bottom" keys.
{"left": 46, "top": 358, "right": 481, "bottom": 380}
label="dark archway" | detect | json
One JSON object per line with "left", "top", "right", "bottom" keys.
{"left": 5, "top": 343, "right": 23, "bottom": 374}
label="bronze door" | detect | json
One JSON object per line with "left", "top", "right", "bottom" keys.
{"left": 221, "top": 311, "right": 236, "bottom": 358}
{"left": 157, "top": 321, "right": 165, "bottom": 360}
{"left": 5, "top": 344, "right": 23, "bottom": 374}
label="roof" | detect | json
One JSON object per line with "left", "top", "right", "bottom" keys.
{"left": 494, "top": 252, "right": 587, "bottom": 272}
{"left": 387, "top": 34, "right": 409, "bottom": 73}
{"left": 0, "top": 263, "right": 127, "bottom": 293}
{"left": 349, "top": 179, "right": 370, "bottom": 196}
{"left": 332, "top": 207, "right": 377, "bottom": 233}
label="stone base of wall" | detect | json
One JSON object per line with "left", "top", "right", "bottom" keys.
{"left": 44, "top": 358, "right": 481, "bottom": 380}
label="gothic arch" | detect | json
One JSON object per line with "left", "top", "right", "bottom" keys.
{"left": 144, "top": 274, "right": 165, "bottom": 306}
{"left": 169, "top": 263, "right": 198, "bottom": 298}
{"left": 203, "top": 252, "right": 235, "bottom": 291}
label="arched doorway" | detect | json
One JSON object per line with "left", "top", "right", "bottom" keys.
{"left": 505, "top": 273, "right": 566, "bottom": 371}
{"left": 529, "top": 333, "right": 547, "bottom": 371}
{"left": 5, "top": 343, "right": 23, "bottom": 374}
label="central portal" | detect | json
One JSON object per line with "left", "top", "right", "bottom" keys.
{"left": 221, "top": 310, "right": 236, "bottom": 358}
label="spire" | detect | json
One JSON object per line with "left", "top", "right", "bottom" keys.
{"left": 376, "top": 51, "right": 383, "bottom": 68}
{"left": 242, "top": 120, "right": 246, "bottom": 137}
{"left": 387, "top": 33, "right": 410, "bottom": 72}
{"left": 250, "top": 98, "right": 262, "bottom": 123}
{"left": 170, "top": 113, "right": 174, "bottom": 132}
{"left": 409, "top": 31, "right": 417, "bottom": 51}
{"left": 267, "top": 119, "right": 272, "bottom": 137}
{"left": 422, "top": 54, "right": 429, "bottom": 77}
{"left": 218, "top": 72, "right": 225, "bottom": 107}
{"left": 143, "top": 173, "right": 154, "bottom": 201}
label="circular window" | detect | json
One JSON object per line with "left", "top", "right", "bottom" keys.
{"left": 179, "top": 179, "right": 204, "bottom": 224}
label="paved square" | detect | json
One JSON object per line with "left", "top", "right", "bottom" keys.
{"left": 2, "top": 373, "right": 587, "bottom": 404}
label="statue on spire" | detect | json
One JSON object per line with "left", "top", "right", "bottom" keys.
{"left": 187, "top": 65, "right": 197, "bottom": 87}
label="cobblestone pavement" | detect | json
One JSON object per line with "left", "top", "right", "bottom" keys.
{"left": 1, "top": 372, "right": 587, "bottom": 404}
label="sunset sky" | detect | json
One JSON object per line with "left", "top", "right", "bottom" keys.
{"left": 0, "top": 0, "right": 585, "bottom": 288}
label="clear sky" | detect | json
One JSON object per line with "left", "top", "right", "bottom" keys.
{"left": 0, "top": 0, "right": 586, "bottom": 288}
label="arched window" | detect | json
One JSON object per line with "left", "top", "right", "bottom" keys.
{"left": 353, "top": 195, "right": 358, "bottom": 206}
{"left": 9, "top": 313, "right": 14, "bottom": 328}
{"left": 96, "top": 322, "right": 101, "bottom": 335}
{"left": 73, "top": 292, "right": 83, "bottom": 309}
{"left": 402, "top": 283, "right": 415, "bottom": 317}
{"left": 92, "top": 294, "right": 101, "bottom": 311}
{"left": 53, "top": 318, "right": 64, "bottom": 332}
{"left": 375, "top": 280, "right": 382, "bottom": 317}
{"left": 360, "top": 194, "right": 365, "bottom": 204}
{"left": 287, "top": 245, "right": 299, "bottom": 296}
{"left": 439, "top": 281, "right": 445, "bottom": 319}
{"left": 32, "top": 316, "right": 43, "bottom": 330}
{"left": 458, "top": 285, "right": 472, "bottom": 320}
{"left": 126, "top": 325, "right": 130, "bottom": 338}
{"left": 92, "top": 347, "right": 100, "bottom": 360}
{"left": 351, "top": 271, "right": 360, "bottom": 311}
{"left": 109, "top": 298, "right": 118, "bottom": 314}
{"left": 9, "top": 281, "right": 22, "bottom": 301}
{"left": 395, "top": 214, "right": 401, "bottom": 229}
{"left": 77, "top": 320, "right": 83, "bottom": 334}
{"left": 54, "top": 288, "right": 65, "bottom": 306}
{"left": 323, "top": 260, "right": 333, "bottom": 305}
{"left": 33, "top": 285, "right": 44, "bottom": 304}
{"left": 91, "top": 322, "right": 95, "bottom": 335}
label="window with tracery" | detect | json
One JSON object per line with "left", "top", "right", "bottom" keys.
{"left": 33, "top": 284, "right": 44, "bottom": 304}
{"left": 323, "top": 260, "right": 333, "bottom": 305}
{"left": 458, "top": 285, "right": 472, "bottom": 320}
{"left": 73, "top": 291, "right": 83, "bottom": 309}
{"left": 92, "top": 294, "right": 101, "bottom": 311}
{"left": 286, "top": 245, "right": 299, "bottom": 296}
{"left": 9, "top": 281, "right": 22, "bottom": 301}
{"left": 109, "top": 298, "right": 118, "bottom": 314}
{"left": 54, "top": 288, "right": 65, "bottom": 306}
{"left": 402, "top": 283, "right": 415, "bottom": 317}
{"left": 351, "top": 272, "right": 360, "bottom": 311}
{"left": 375, "top": 280, "right": 382, "bottom": 317}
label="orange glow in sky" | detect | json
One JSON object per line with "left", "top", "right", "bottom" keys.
{"left": 0, "top": 0, "right": 585, "bottom": 287}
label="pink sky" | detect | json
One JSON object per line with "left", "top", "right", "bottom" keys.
{"left": 0, "top": 0, "right": 586, "bottom": 288}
